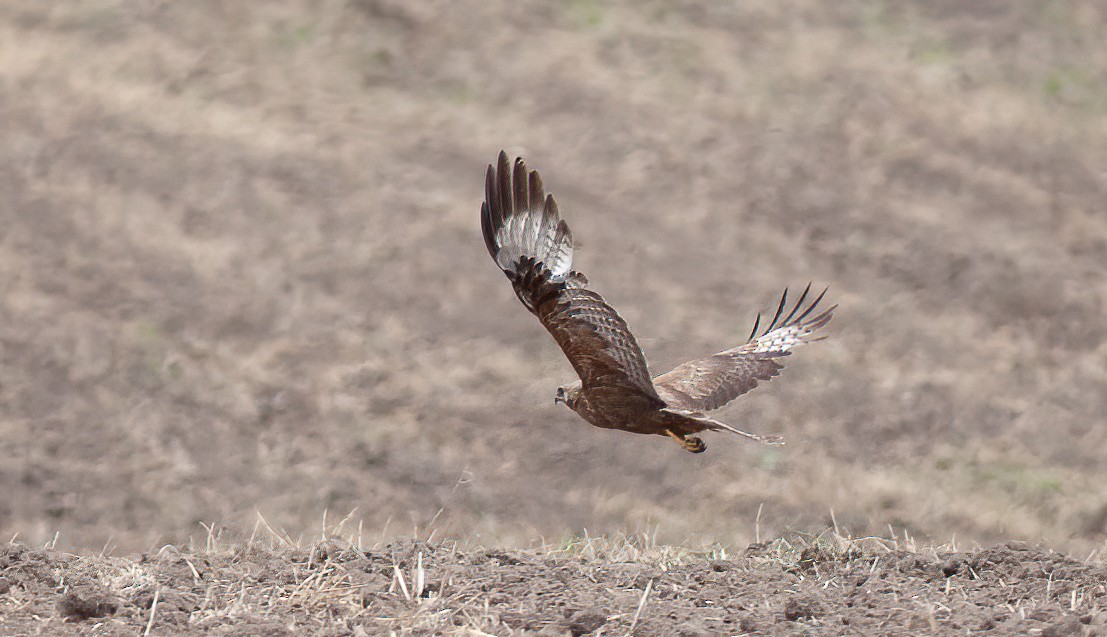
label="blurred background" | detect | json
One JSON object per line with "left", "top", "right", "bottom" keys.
{"left": 1, "top": 1, "right": 1105, "bottom": 555}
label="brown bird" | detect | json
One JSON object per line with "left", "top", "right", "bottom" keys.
{"left": 481, "top": 151, "right": 834, "bottom": 453}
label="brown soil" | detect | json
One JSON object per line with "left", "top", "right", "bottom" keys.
{"left": 3, "top": 537, "right": 1106, "bottom": 635}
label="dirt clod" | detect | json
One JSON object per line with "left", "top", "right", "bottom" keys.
{"left": 940, "top": 555, "right": 964, "bottom": 576}
{"left": 783, "top": 596, "right": 819, "bottom": 622}
{"left": 565, "top": 608, "right": 607, "bottom": 635}
{"left": 56, "top": 591, "right": 117, "bottom": 621}
{"left": 1041, "top": 616, "right": 1084, "bottom": 637}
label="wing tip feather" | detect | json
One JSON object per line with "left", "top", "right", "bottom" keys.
{"left": 482, "top": 152, "right": 578, "bottom": 303}
{"left": 750, "top": 285, "right": 834, "bottom": 342}
{"left": 480, "top": 201, "right": 497, "bottom": 258}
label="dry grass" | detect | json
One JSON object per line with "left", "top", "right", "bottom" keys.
{"left": 3, "top": 524, "right": 1106, "bottom": 635}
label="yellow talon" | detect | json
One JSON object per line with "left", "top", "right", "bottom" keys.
{"left": 665, "top": 430, "right": 706, "bottom": 453}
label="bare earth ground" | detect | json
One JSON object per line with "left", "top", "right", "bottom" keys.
{"left": 2, "top": 535, "right": 1107, "bottom": 636}
{"left": 1, "top": 0, "right": 1106, "bottom": 634}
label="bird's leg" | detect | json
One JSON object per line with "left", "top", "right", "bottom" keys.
{"left": 665, "top": 429, "right": 706, "bottom": 454}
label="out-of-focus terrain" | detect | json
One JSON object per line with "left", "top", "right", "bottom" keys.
{"left": 0, "top": 1, "right": 1105, "bottom": 555}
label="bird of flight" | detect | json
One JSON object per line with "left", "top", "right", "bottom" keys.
{"left": 481, "top": 151, "right": 834, "bottom": 453}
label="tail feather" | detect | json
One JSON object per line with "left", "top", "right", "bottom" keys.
{"left": 664, "top": 408, "right": 784, "bottom": 445}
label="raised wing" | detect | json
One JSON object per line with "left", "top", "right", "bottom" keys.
{"left": 482, "top": 151, "right": 660, "bottom": 400}
{"left": 652, "top": 285, "right": 835, "bottom": 412}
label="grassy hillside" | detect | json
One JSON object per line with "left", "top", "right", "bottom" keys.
{"left": 0, "top": 0, "right": 1105, "bottom": 558}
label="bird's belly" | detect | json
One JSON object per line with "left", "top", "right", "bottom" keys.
{"left": 575, "top": 407, "right": 661, "bottom": 435}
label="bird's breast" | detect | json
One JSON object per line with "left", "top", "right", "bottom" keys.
{"left": 572, "top": 390, "right": 662, "bottom": 434}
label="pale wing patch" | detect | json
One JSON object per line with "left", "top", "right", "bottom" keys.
{"left": 743, "top": 323, "right": 816, "bottom": 355}
{"left": 492, "top": 197, "right": 572, "bottom": 281}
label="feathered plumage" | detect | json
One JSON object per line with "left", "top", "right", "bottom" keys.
{"left": 482, "top": 151, "right": 834, "bottom": 452}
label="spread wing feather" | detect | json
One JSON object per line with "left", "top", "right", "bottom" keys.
{"left": 482, "top": 152, "right": 660, "bottom": 400}
{"left": 652, "top": 285, "right": 835, "bottom": 412}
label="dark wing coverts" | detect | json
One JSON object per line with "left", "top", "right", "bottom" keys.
{"left": 482, "top": 152, "right": 659, "bottom": 399}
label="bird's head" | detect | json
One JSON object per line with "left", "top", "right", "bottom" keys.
{"left": 554, "top": 383, "right": 582, "bottom": 410}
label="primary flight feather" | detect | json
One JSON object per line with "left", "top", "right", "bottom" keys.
{"left": 481, "top": 151, "right": 834, "bottom": 453}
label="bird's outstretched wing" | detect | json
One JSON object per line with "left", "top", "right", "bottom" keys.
{"left": 482, "top": 152, "right": 661, "bottom": 400}
{"left": 652, "top": 285, "right": 835, "bottom": 412}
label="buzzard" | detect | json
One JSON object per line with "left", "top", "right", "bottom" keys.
{"left": 481, "top": 151, "right": 834, "bottom": 453}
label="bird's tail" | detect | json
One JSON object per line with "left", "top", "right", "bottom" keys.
{"left": 664, "top": 408, "right": 785, "bottom": 445}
